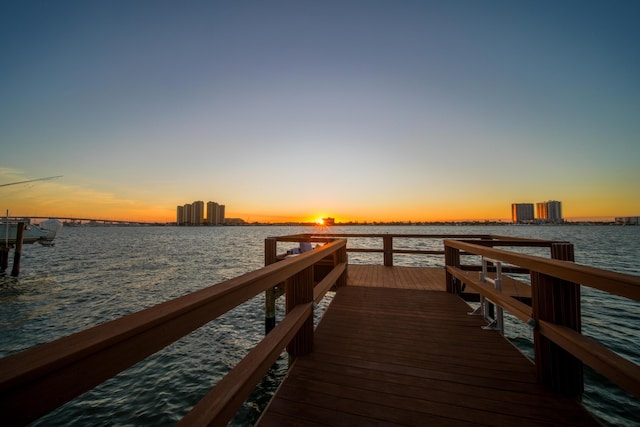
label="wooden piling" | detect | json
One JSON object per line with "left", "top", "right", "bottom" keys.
{"left": 264, "top": 238, "right": 278, "bottom": 334}
{"left": 0, "top": 246, "right": 9, "bottom": 271}
{"left": 336, "top": 244, "right": 348, "bottom": 287}
{"left": 11, "top": 222, "right": 25, "bottom": 277}
{"left": 265, "top": 288, "right": 278, "bottom": 334}
{"left": 532, "top": 242, "right": 583, "bottom": 397}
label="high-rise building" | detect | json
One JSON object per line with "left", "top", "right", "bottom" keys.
{"left": 191, "top": 201, "right": 205, "bottom": 225}
{"left": 207, "top": 201, "right": 219, "bottom": 225}
{"left": 176, "top": 205, "right": 185, "bottom": 225}
{"left": 536, "top": 200, "right": 563, "bottom": 223}
{"left": 218, "top": 204, "right": 226, "bottom": 225}
{"left": 183, "top": 204, "right": 192, "bottom": 225}
{"left": 177, "top": 200, "right": 227, "bottom": 225}
{"left": 511, "top": 203, "right": 534, "bottom": 223}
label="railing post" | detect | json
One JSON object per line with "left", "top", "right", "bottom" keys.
{"left": 264, "top": 238, "right": 278, "bottom": 335}
{"left": 336, "top": 243, "right": 348, "bottom": 287}
{"left": 532, "top": 242, "right": 583, "bottom": 397}
{"left": 265, "top": 237, "right": 277, "bottom": 266}
{"left": 444, "top": 243, "right": 460, "bottom": 294}
{"left": 383, "top": 235, "right": 393, "bottom": 266}
{"left": 286, "top": 265, "right": 314, "bottom": 360}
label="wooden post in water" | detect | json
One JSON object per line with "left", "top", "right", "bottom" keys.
{"left": 532, "top": 242, "right": 583, "bottom": 397}
{"left": 286, "top": 265, "right": 314, "bottom": 360}
{"left": 383, "top": 235, "right": 393, "bottom": 267}
{"left": 264, "top": 238, "right": 278, "bottom": 335}
{"left": 11, "top": 222, "right": 25, "bottom": 277}
{"left": 336, "top": 243, "right": 348, "bottom": 287}
{"left": 444, "top": 244, "right": 461, "bottom": 294}
{"left": 0, "top": 246, "right": 9, "bottom": 272}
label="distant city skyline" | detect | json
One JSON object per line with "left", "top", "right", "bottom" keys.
{"left": 2, "top": 2, "right": 639, "bottom": 223}
{"left": 512, "top": 200, "right": 563, "bottom": 224}
{"left": 177, "top": 200, "right": 226, "bottom": 225}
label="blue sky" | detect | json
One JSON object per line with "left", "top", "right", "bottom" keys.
{"left": 1, "top": 1, "right": 639, "bottom": 222}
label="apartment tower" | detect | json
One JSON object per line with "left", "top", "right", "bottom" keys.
{"left": 511, "top": 203, "right": 535, "bottom": 223}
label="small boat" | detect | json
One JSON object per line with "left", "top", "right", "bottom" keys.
{"left": 1, "top": 219, "right": 63, "bottom": 246}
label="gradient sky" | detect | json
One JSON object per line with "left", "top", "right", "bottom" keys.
{"left": 1, "top": 1, "right": 639, "bottom": 223}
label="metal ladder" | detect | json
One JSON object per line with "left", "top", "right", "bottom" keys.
{"left": 468, "top": 256, "right": 504, "bottom": 335}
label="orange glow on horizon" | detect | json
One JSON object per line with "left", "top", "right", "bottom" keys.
{"left": 1, "top": 176, "right": 630, "bottom": 225}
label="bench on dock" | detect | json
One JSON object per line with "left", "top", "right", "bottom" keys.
{"left": 0, "top": 233, "right": 639, "bottom": 425}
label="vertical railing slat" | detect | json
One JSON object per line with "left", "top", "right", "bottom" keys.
{"left": 285, "top": 265, "right": 314, "bottom": 358}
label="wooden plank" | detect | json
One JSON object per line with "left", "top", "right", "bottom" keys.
{"left": 258, "top": 287, "right": 599, "bottom": 426}
{"left": 347, "top": 265, "right": 532, "bottom": 299}
{"left": 347, "top": 265, "right": 445, "bottom": 290}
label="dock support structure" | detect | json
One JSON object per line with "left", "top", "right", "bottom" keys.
{"left": 11, "top": 222, "right": 25, "bottom": 277}
{"left": 264, "top": 238, "right": 284, "bottom": 335}
{"left": 444, "top": 245, "right": 461, "bottom": 294}
{"left": 532, "top": 242, "right": 583, "bottom": 397}
{"left": 264, "top": 238, "right": 278, "bottom": 334}
{"left": 337, "top": 243, "right": 348, "bottom": 287}
{"left": 383, "top": 235, "right": 393, "bottom": 266}
{"left": 0, "top": 246, "right": 9, "bottom": 272}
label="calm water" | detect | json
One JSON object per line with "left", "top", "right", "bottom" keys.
{"left": 1, "top": 225, "right": 638, "bottom": 426}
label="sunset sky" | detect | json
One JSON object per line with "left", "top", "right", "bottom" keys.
{"left": 1, "top": 1, "right": 639, "bottom": 223}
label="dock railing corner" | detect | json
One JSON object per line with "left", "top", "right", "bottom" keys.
{"left": 443, "top": 237, "right": 640, "bottom": 402}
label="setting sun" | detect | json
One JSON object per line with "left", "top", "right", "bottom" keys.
{"left": 315, "top": 218, "right": 325, "bottom": 225}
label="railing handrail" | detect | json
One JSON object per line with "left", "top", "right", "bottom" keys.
{"left": 444, "top": 239, "right": 640, "bottom": 301}
{"left": 273, "top": 233, "right": 568, "bottom": 265}
{"left": 0, "top": 239, "right": 347, "bottom": 425}
{"left": 443, "top": 238, "right": 640, "bottom": 400}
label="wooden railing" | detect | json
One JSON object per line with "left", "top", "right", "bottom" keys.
{"left": 0, "top": 238, "right": 348, "bottom": 426}
{"left": 272, "top": 233, "right": 564, "bottom": 268}
{"left": 2, "top": 232, "right": 637, "bottom": 424}
{"left": 444, "top": 239, "right": 640, "bottom": 400}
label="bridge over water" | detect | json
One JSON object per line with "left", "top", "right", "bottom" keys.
{"left": 4, "top": 215, "right": 168, "bottom": 226}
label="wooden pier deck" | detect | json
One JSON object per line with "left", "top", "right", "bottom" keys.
{"left": 257, "top": 265, "right": 598, "bottom": 426}
{"left": 347, "top": 264, "right": 532, "bottom": 300}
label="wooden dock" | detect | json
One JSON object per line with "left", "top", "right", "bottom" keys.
{"left": 257, "top": 265, "right": 598, "bottom": 426}
{"left": 347, "top": 264, "right": 532, "bottom": 300}
{"left": 4, "top": 235, "right": 637, "bottom": 425}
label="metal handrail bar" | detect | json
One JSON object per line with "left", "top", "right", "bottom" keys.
{"left": 447, "top": 265, "right": 531, "bottom": 323}
{"left": 479, "top": 257, "right": 504, "bottom": 334}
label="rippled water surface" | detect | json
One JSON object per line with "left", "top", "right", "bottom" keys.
{"left": 1, "top": 224, "right": 638, "bottom": 426}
